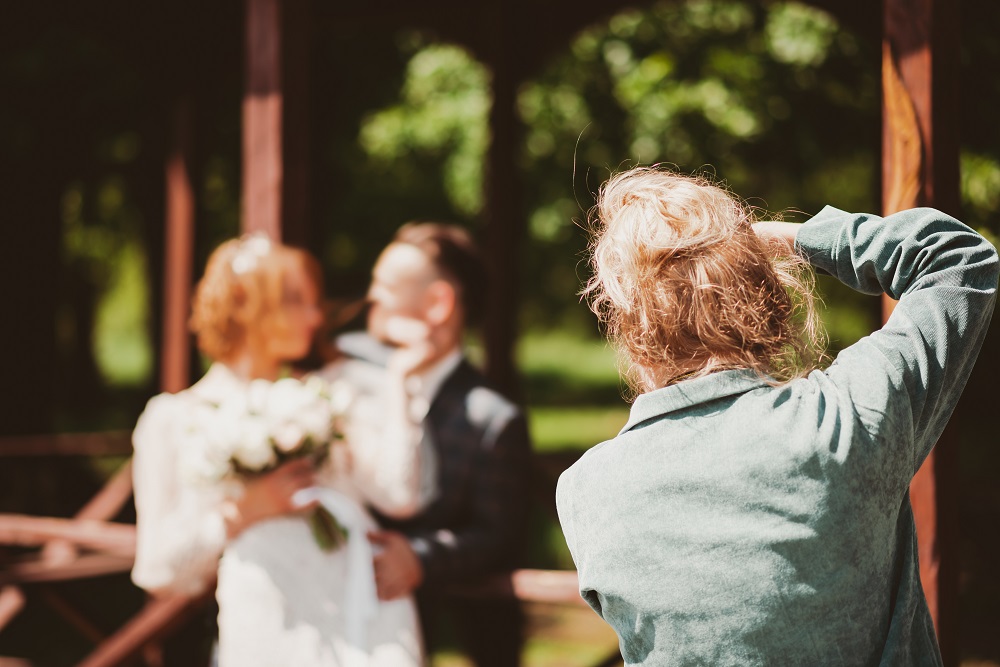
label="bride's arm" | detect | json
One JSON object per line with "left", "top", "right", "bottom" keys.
{"left": 132, "top": 396, "right": 320, "bottom": 596}
{"left": 130, "top": 394, "right": 227, "bottom": 596}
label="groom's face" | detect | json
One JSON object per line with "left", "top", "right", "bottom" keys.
{"left": 367, "top": 243, "right": 437, "bottom": 345}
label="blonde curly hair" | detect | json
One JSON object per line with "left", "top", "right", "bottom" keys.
{"left": 190, "top": 234, "right": 323, "bottom": 362}
{"left": 584, "top": 167, "right": 825, "bottom": 393}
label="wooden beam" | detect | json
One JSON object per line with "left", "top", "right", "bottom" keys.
{"left": 162, "top": 98, "right": 196, "bottom": 395}
{"left": 75, "top": 591, "right": 214, "bottom": 667}
{"left": 0, "top": 554, "right": 133, "bottom": 586}
{"left": 447, "top": 569, "right": 586, "bottom": 607}
{"left": 0, "top": 658, "right": 34, "bottom": 667}
{"left": 73, "top": 461, "right": 135, "bottom": 523}
{"left": 0, "top": 515, "right": 135, "bottom": 557}
{"left": 882, "top": 0, "right": 960, "bottom": 664}
{"left": 0, "top": 586, "right": 26, "bottom": 633}
{"left": 38, "top": 586, "right": 106, "bottom": 645}
{"left": 242, "top": 0, "right": 284, "bottom": 239}
{"left": 0, "top": 432, "right": 132, "bottom": 457}
{"left": 40, "top": 460, "right": 135, "bottom": 565}
{"left": 241, "top": 0, "right": 311, "bottom": 244}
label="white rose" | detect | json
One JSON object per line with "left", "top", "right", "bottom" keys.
{"left": 303, "top": 375, "right": 329, "bottom": 396}
{"left": 272, "top": 421, "right": 306, "bottom": 453}
{"left": 246, "top": 379, "right": 271, "bottom": 414}
{"left": 266, "top": 378, "right": 316, "bottom": 423}
{"left": 297, "top": 407, "right": 333, "bottom": 445}
{"left": 327, "top": 380, "right": 355, "bottom": 416}
{"left": 232, "top": 415, "right": 276, "bottom": 471}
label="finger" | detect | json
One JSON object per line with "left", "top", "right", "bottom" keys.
{"left": 367, "top": 531, "right": 388, "bottom": 545}
{"left": 285, "top": 477, "right": 314, "bottom": 497}
{"left": 377, "top": 578, "right": 398, "bottom": 601}
{"left": 374, "top": 568, "right": 392, "bottom": 598}
{"left": 281, "top": 457, "right": 314, "bottom": 474}
{"left": 287, "top": 461, "right": 317, "bottom": 479}
{"left": 383, "top": 581, "right": 404, "bottom": 601}
{"left": 383, "top": 316, "right": 431, "bottom": 345}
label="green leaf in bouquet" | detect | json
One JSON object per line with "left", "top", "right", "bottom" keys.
{"left": 308, "top": 506, "right": 350, "bottom": 552}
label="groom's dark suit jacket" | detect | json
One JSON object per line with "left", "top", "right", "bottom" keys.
{"left": 388, "top": 360, "right": 532, "bottom": 585}
{"left": 337, "top": 332, "right": 532, "bottom": 586}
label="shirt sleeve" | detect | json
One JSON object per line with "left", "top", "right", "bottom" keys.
{"left": 323, "top": 361, "right": 437, "bottom": 519}
{"left": 130, "top": 394, "right": 226, "bottom": 596}
{"left": 795, "top": 206, "right": 999, "bottom": 474}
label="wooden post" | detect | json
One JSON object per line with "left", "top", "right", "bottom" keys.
{"left": 162, "top": 99, "right": 195, "bottom": 395}
{"left": 243, "top": 0, "right": 310, "bottom": 243}
{"left": 243, "top": 0, "right": 284, "bottom": 239}
{"left": 882, "top": 0, "right": 960, "bottom": 663}
{"left": 482, "top": 1, "right": 524, "bottom": 400}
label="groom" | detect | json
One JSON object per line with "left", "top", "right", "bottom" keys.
{"left": 338, "top": 222, "right": 532, "bottom": 667}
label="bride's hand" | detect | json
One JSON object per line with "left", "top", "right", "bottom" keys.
{"left": 223, "top": 458, "right": 318, "bottom": 538}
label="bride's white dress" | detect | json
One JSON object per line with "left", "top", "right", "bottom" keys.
{"left": 131, "top": 361, "right": 435, "bottom": 667}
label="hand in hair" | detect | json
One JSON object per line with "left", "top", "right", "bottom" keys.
{"left": 752, "top": 221, "right": 802, "bottom": 254}
{"left": 383, "top": 315, "right": 441, "bottom": 378}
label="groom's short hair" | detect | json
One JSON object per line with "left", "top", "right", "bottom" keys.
{"left": 392, "top": 222, "right": 487, "bottom": 327}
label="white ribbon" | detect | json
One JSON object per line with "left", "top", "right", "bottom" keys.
{"left": 292, "top": 487, "right": 379, "bottom": 652}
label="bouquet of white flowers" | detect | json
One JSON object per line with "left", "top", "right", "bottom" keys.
{"left": 181, "top": 375, "right": 355, "bottom": 551}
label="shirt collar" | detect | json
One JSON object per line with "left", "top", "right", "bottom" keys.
{"left": 404, "top": 348, "right": 464, "bottom": 406}
{"left": 620, "top": 369, "right": 772, "bottom": 435}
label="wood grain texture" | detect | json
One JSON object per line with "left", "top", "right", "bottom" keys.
{"left": 242, "top": 0, "right": 283, "bottom": 239}
{"left": 882, "top": 0, "right": 960, "bottom": 663}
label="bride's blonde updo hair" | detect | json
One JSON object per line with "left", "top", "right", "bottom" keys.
{"left": 584, "top": 167, "right": 824, "bottom": 393}
{"left": 190, "top": 234, "right": 323, "bottom": 361}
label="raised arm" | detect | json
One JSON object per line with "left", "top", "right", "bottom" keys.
{"left": 319, "top": 355, "right": 437, "bottom": 519}
{"left": 349, "top": 370, "right": 436, "bottom": 519}
{"left": 792, "top": 207, "right": 998, "bottom": 471}
{"left": 132, "top": 394, "right": 317, "bottom": 596}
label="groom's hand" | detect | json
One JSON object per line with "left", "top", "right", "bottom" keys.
{"left": 383, "top": 315, "right": 439, "bottom": 378}
{"left": 369, "top": 530, "right": 424, "bottom": 600}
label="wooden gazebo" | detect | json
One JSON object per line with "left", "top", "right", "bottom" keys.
{"left": 0, "top": 0, "right": 964, "bottom": 664}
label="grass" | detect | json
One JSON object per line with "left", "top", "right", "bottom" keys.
{"left": 519, "top": 329, "right": 630, "bottom": 454}
{"left": 528, "top": 406, "right": 630, "bottom": 453}
{"left": 432, "top": 603, "right": 619, "bottom": 667}
{"left": 518, "top": 330, "right": 628, "bottom": 407}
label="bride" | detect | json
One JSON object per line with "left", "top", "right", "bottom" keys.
{"left": 131, "top": 234, "right": 433, "bottom": 666}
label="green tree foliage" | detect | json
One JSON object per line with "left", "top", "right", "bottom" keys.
{"left": 323, "top": 0, "right": 999, "bottom": 346}
{"left": 518, "top": 0, "right": 880, "bottom": 339}
{"left": 359, "top": 43, "right": 492, "bottom": 218}
{"left": 324, "top": 1, "right": 884, "bottom": 344}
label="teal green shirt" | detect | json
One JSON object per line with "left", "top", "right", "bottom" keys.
{"left": 556, "top": 207, "right": 998, "bottom": 666}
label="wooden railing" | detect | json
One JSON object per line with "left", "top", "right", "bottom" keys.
{"left": 0, "top": 431, "right": 619, "bottom": 667}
